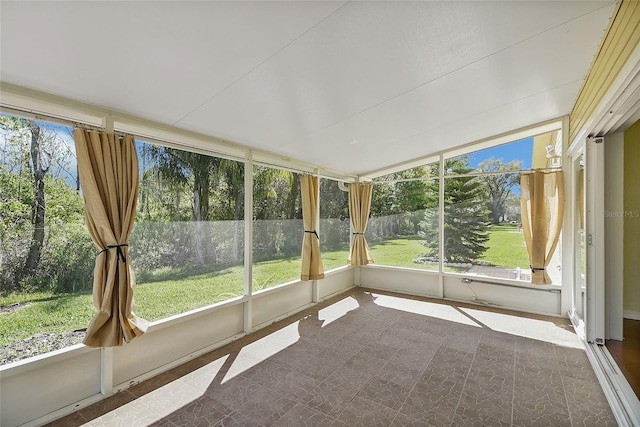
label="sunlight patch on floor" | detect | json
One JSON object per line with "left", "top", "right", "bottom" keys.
{"left": 222, "top": 328, "right": 297, "bottom": 383}
{"left": 372, "top": 293, "right": 481, "bottom": 327}
{"left": 460, "top": 307, "right": 582, "bottom": 348}
{"left": 318, "top": 296, "right": 360, "bottom": 326}
{"left": 181, "top": 354, "right": 229, "bottom": 389}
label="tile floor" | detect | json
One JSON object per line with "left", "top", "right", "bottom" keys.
{"left": 46, "top": 288, "right": 616, "bottom": 427}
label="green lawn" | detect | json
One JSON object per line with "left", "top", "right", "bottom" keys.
{"left": 369, "top": 237, "right": 437, "bottom": 270}
{"left": 135, "top": 266, "right": 245, "bottom": 320}
{"left": 0, "top": 247, "right": 352, "bottom": 347}
{"left": 367, "top": 226, "right": 529, "bottom": 271}
{"left": 480, "top": 224, "right": 529, "bottom": 268}
{"left": 0, "top": 291, "right": 94, "bottom": 347}
{"left": 0, "top": 229, "right": 527, "bottom": 348}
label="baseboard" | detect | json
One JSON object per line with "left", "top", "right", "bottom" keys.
{"left": 623, "top": 310, "right": 640, "bottom": 321}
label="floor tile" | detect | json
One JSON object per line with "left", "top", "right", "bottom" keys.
{"left": 78, "top": 391, "right": 137, "bottom": 423}
{"left": 43, "top": 288, "right": 617, "bottom": 427}
{"left": 334, "top": 395, "right": 399, "bottom": 427}
{"left": 356, "top": 376, "right": 412, "bottom": 410}
{"left": 157, "top": 395, "right": 232, "bottom": 427}
{"left": 273, "top": 402, "right": 336, "bottom": 427}
{"left": 234, "top": 383, "right": 296, "bottom": 425}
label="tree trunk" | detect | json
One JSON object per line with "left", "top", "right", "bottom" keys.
{"left": 23, "top": 121, "right": 46, "bottom": 278}
{"left": 193, "top": 190, "right": 205, "bottom": 266}
{"left": 491, "top": 206, "right": 501, "bottom": 225}
{"left": 287, "top": 176, "right": 300, "bottom": 219}
{"left": 192, "top": 165, "right": 208, "bottom": 266}
{"left": 174, "top": 187, "right": 180, "bottom": 220}
{"left": 232, "top": 194, "right": 242, "bottom": 262}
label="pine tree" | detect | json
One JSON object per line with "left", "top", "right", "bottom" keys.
{"left": 421, "top": 157, "right": 490, "bottom": 263}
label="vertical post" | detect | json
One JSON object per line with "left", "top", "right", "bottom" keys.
{"left": 101, "top": 347, "right": 113, "bottom": 396}
{"left": 604, "top": 134, "right": 624, "bottom": 340}
{"left": 312, "top": 168, "right": 320, "bottom": 303}
{"left": 438, "top": 154, "right": 445, "bottom": 298}
{"left": 560, "top": 115, "right": 574, "bottom": 316}
{"left": 244, "top": 152, "right": 253, "bottom": 333}
{"left": 586, "top": 137, "right": 605, "bottom": 344}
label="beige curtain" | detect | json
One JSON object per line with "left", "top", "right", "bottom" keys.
{"left": 300, "top": 175, "right": 325, "bottom": 281}
{"left": 520, "top": 171, "right": 564, "bottom": 285}
{"left": 348, "top": 182, "right": 374, "bottom": 266}
{"left": 74, "top": 129, "right": 148, "bottom": 347}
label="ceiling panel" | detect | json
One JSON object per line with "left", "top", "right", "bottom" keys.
{"left": 0, "top": 1, "right": 346, "bottom": 123}
{"left": 0, "top": 1, "right": 615, "bottom": 175}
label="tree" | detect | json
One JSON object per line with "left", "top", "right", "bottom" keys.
{"left": 251, "top": 166, "right": 301, "bottom": 259}
{"left": 0, "top": 165, "right": 32, "bottom": 291}
{"left": 215, "top": 158, "right": 244, "bottom": 262}
{"left": 369, "top": 181, "right": 394, "bottom": 217}
{"left": 151, "top": 147, "right": 221, "bottom": 265}
{"left": 478, "top": 159, "right": 521, "bottom": 224}
{"left": 503, "top": 192, "right": 521, "bottom": 223}
{"left": 23, "top": 121, "right": 46, "bottom": 277}
{"left": 252, "top": 166, "right": 297, "bottom": 220}
{"left": 391, "top": 165, "right": 437, "bottom": 235}
{"left": 319, "top": 179, "right": 348, "bottom": 221}
{"left": 0, "top": 116, "right": 90, "bottom": 293}
{"left": 319, "top": 179, "right": 349, "bottom": 250}
{"left": 421, "top": 157, "right": 490, "bottom": 263}
{"left": 0, "top": 117, "right": 73, "bottom": 281}
{"left": 369, "top": 165, "right": 437, "bottom": 240}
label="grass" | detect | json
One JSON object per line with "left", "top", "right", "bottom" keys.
{"left": 0, "top": 291, "right": 94, "bottom": 347}
{"left": 369, "top": 237, "right": 437, "bottom": 271}
{"left": 0, "top": 229, "right": 528, "bottom": 348}
{"left": 480, "top": 224, "right": 530, "bottom": 268}
{"left": 0, "top": 247, "right": 352, "bottom": 347}
{"left": 135, "top": 267, "right": 245, "bottom": 320}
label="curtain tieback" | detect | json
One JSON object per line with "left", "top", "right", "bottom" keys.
{"left": 352, "top": 232, "right": 364, "bottom": 235}
{"left": 99, "top": 244, "right": 129, "bottom": 263}
{"left": 530, "top": 266, "right": 545, "bottom": 271}
{"left": 304, "top": 230, "right": 319, "bottom": 239}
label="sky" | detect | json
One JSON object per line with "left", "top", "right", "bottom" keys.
{"left": 466, "top": 137, "right": 533, "bottom": 170}
{"left": 0, "top": 115, "right": 78, "bottom": 186}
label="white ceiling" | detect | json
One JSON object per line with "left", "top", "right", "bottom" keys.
{"left": 0, "top": 1, "right": 614, "bottom": 176}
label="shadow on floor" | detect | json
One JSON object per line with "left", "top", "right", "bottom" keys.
{"left": 47, "top": 288, "right": 615, "bottom": 427}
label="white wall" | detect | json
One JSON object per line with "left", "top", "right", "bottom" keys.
{"left": 360, "top": 266, "right": 441, "bottom": 297}
{"left": 252, "top": 281, "right": 313, "bottom": 328}
{"left": 319, "top": 266, "right": 355, "bottom": 299}
{"left": 360, "top": 265, "right": 562, "bottom": 316}
{"left": 113, "top": 303, "right": 245, "bottom": 387}
{"left": 442, "top": 275, "right": 562, "bottom": 316}
{"left": 1, "top": 347, "right": 101, "bottom": 427}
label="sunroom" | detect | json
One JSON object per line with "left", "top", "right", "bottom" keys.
{"left": 1, "top": 1, "right": 639, "bottom": 426}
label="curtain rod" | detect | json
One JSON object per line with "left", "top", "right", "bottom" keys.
{"left": 75, "top": 127, "right": 134, "bottom": 139}
{"left": 2, "top": 104, "right": 355, "bottom": 182}
{"left": 372, "top": 167, "right": 561, "bottom": 183}
{"left": 1, "top": 105, "right": 133, "bottom": 137}
{"left": 445, "top": 167, "right": 561, "bottom": 179}
{"left": 0, "top": 106, "right": 104, "bottom": 131}
{"left": 520, "top": 167, "right": 563, "bottom": 174}
{"left": 372, "top": 176, "right": 438, "bottom": 184}
{"left": 253, "top": 159, "right": 353, "bottom": 183}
